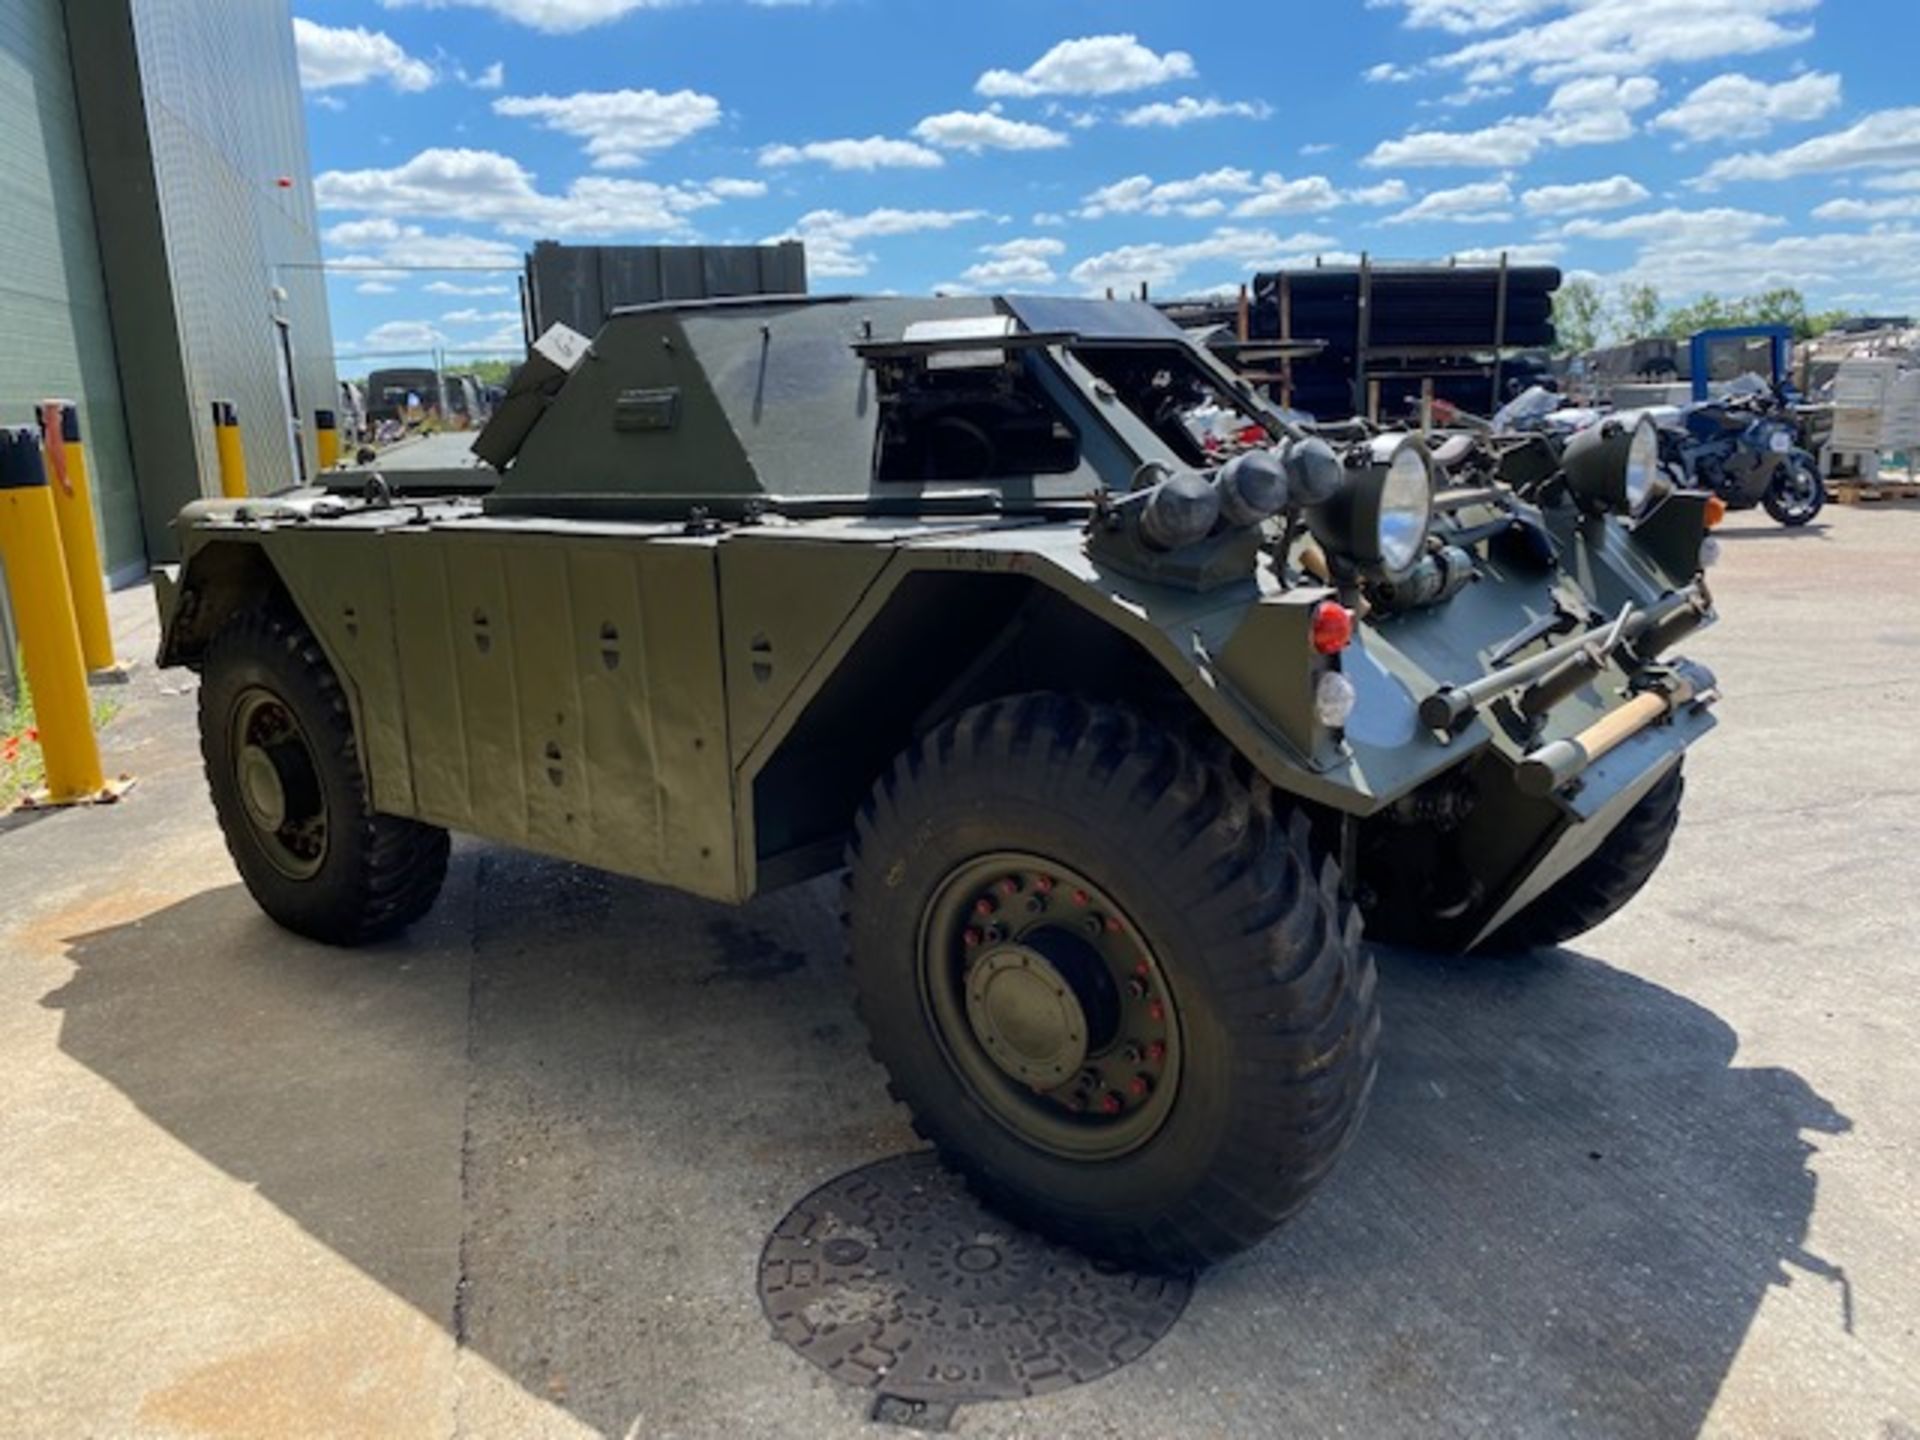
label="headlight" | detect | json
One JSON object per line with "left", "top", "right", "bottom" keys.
{"left": 1304, "top": 433, "right": 1435, "bottom": 578}
{"left": 1624, "top": 416, "right": 1658, "bottom": 513}
{"left": 1563, "top": 414, "right": 1659, "bottom": 517}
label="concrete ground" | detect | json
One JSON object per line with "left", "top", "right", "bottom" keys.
{"left": 3, "top": 503, "right": 1918, "bottom": 1440}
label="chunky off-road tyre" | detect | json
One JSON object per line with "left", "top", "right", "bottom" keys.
{"left": 200, "top": 608, "right": 449, "bottom": 946}
{"left": 1763, "top": 457, "right": 1824, "bottom": 527}
{"left": 1486, "top": 764, "right": 1685, "bottom": 952}
{"left": 844, "top": 694, "right": 1379, "bottom": 1271}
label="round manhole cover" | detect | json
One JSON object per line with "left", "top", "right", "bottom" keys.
{"left": 757, "top": 1152, "right": 1192, "bottom": 1415}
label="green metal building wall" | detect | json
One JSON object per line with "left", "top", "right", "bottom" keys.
{"left": 0, "top": 0, "right": 142, "bottom": 576}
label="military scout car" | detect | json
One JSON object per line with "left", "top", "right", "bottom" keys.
{"left": 154, "top": 296, "right": 1720, "bottom": 1269}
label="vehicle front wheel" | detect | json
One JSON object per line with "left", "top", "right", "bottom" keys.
{"left": 1763, "top": 457, "right": 1824, "bottom": 526}
{"left": 1484, "top": 763, "right": 1685, "bottom": 952}
{"left": 844, "top": 694, "right": 1378, "bottom": 1271}
{"left": 200, "top": 608, "right": 449, "bottom": 945}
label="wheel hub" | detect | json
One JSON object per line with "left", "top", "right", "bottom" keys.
{"left": 239, "top": 743, "right": 288, "bottom": 831}
{"left": 919, "top": 854, "right": 1182, "bottom": 1159}
{"left": 965, "top": 946, "right": 1089, "bottom": 1087}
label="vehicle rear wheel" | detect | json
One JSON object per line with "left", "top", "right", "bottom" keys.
{"left": 200, "top": 608, "right": 448, "bottom": 945}
{"left": 1763, "top": 457, "right": 1824, "bottom": 526}
{"left": 1484, "top": 763, "right": 1685, "bottom": 952}
{"left": 844, "top": 694, "right": 1378, "bottom": 1271}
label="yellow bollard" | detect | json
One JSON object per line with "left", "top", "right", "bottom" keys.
{"left": 38, "top": 401, "right": 118, "bottom": 673}
{"left": 212, "top": 399, "right": 248, "bottom": 498}
{"left": 0, "top": 428, "right": 106, "bottom": 803}
{"left": 315, "top": 408, "right": 340, "bottom": 472}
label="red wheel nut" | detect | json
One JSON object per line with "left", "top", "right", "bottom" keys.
{"left": 1149, "top": 1000, "right": 1166, "bottom": 1022}
{"left": 998, "top": 877, "right": 1019, "bottom": 896}
{"left": 974, "top": 897, "right": 994, "bottom": 916}
{"left": 964, "top": 928, "right": 983, "bottom": 947}
{"left": 1147, "top": 1040, "right": 1167, "bottom": 1062}
{"left": 1129, "top": 1075, "right": 1151, "bottom": 1098}
{"left": 1134, "top": 959, "right": 1150, "bottom": 977}
{"left": 1104, "top": 915, "right": 1122, "bottom": 934}
{"left": 1034, "top": 875, "right": 1055, "bottom": 893}
{"left": 1100, "top": 1091, "right": 1124, "bottom": 1115}
{"left": 1071, "top": 888, "right": 1090, "bottom": 907}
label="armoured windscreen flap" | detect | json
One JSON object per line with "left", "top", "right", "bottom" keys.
{"left": 471, "top": 323, "right": 592, "bottom": 472}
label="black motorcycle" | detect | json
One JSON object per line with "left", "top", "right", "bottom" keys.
{"left": 1654, "top": 382, "right": 1824, "bottom": 528}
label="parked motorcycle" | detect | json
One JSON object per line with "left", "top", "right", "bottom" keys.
{"left": 1653, "top": 378, "right": 1825, "bottom": 528}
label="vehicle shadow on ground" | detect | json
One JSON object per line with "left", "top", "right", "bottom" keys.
{"left": 1713, "top": 521, "right": 1834, "bottom": 540}
{"left": 42, "top": 853, "right": 1849, "bottom": 1438}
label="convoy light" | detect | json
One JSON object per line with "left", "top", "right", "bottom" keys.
{"left": 1137, "top": 469, "right": 1221, "bottom": 551}
{"left": 1314, "top": 670, "right": 1358, "bottom": 729}
{"left": 1563, "top": 414, "right": 1660, "bottom": 517}
{"left": 1704, "top": 494, "right": 1728, "bottom": 529}
{"left": 1303, "top": 433, "right": 1435, "bottom": 578}
{"left": 1215, "top": 449, "right": 1289, "bottom": 528}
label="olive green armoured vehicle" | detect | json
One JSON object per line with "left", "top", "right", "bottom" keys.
{"left": 154, "top": 296, "right": 1719, "bottom": 1269}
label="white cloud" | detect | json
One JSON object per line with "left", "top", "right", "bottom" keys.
{"left": 1233, "top": 175, "right": 1344, "bottom": 217}
{"left": 1077, "top": 169, "right": 1353, "bottom": 221}
{"left": 768, "top": 208, "right": 989, "bottom": 278}
{"left": 1364, "top": 73, "right": 1656, "bottom": 167}
{"left": 462, "top": 61, "right": 505, "bottom": 91}
{"left": 1347, "top": 178, "right": 1412, "bottom": 206}
{"left": 379, "top": 0, "right": 674, "bottom": 34}
{"left": 1068, "top": 227, "right": 1341, "bottom": 294}
{"left": 961, "top": 237, "right": 1067, "bottom": 288}
{"left": 1651, "top": 71, "right": 1840, "bottom": 145}
{"left": 1383, "top": 179, "right": 1515, "bottom": 223}
{"left": 1697, "top": 107, "right": 1920, "bottom": 186}
{"left": 912, "top": 110, "right": 1070, "bottom": 153}
{"left": 1555, "top": 206, "right": 1783, "bottom": 244}
{"left": 1365, "top": 62, "right": 1418, "bottom": 83}
{"left": 759, "top": 137, "right": 944, "bottom": 171}
{"left": 1865, "top": 170, "right": 1920, "bottom": 192}
{"left": 1376, "top": 0, "right": 1560, "bottom": 33}
{"left": 977, "top": 34, "right": 1195, "bottom": 98}
{"left": 356, "top": 280, "right": 398, "bottom": 295}
{"left": 425, "top": 280, "right": 513, "bottom": 295}
{"left": 293, "top": 19, "right": 434, "bottom": 92}
{"left": 1079, "top": 168, "right": 1253, "bottom": 218}
{"left": 1407, "top": 0, "right": 1819, "bottom": 84}
{"left": 1520, "top": 174, "right": 1649, "bottom": 215}
{"left": 1450, "top": 242, "right": 1567, "bottom": 264}
{"left": 1609, "top": 226, "right": 1920, "bottom": 300}
{"left": 1364, "top": 117, "right": 1546, "bottom": 168}
{"left": 363, "top": 319, "right": 449, "bottom": 351}
{"left": 1118, "top": 97, "right": 1272, "bottom": 128}
{"left": 1810, "top": 196, "right": 1920, "bottom": 222}
{"left": 492, "top": 88, "right": 721, "bottom": 168}
{"left": 441, "top": 308, "right": 522, "bottom": 324}
{"left": 315, "top": 148, "right": 764, "bottom": 238}
{"left": 1544, "top": 74, "right": 1659, "bottom": 144}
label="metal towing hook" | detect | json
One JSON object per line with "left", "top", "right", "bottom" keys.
{"left": 1515, "top": 660, "right": 1720, "bottom": 799}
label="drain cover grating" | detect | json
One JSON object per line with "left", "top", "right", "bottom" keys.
{"left": 758, "top": 1152, "right": 1191, "bottom": 1422}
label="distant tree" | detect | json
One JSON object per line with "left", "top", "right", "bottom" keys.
{"left": 1660, "top": 294, "right": 1739, "bottom": 339}
{"left": 1615, "top": 284, "right": 1663, "bottom": 342}
{"left": 1553, "top": 277, "right": 1605, "bottom": 354}
{"left": 1746, "top": 287, "right": 1811, "bottom": 335}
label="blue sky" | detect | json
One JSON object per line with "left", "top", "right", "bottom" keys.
{"left": 294, "top": 0, "right": 1920, "bottom": 367}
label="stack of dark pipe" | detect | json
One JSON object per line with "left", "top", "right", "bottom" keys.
{"left": 1248, "top": 265, "right": 1560, "bottom": 420}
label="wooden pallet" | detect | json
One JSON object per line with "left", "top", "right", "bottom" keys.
{"left": 1828, "top": 480, "right": 1920, "bottom": 505}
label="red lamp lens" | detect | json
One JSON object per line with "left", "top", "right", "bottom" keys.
{"left": 1310, "top": 601, "right": 1353, "bottom": 655}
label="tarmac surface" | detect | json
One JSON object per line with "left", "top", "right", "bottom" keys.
{"left": 3, "top": 503, "right": 1918, "bottom": 1439}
